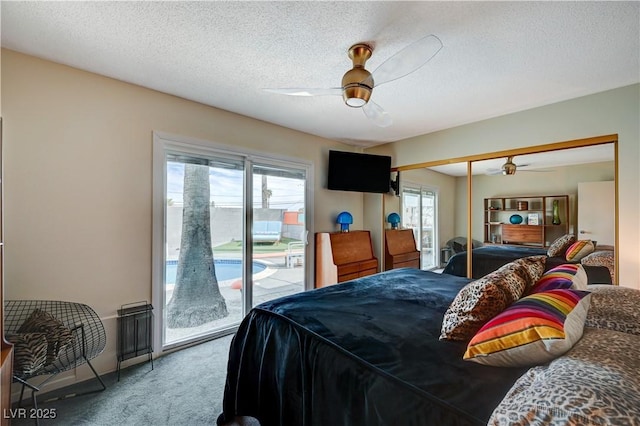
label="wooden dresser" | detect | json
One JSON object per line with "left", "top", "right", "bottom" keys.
{"left": 315, "top": 231, "right": 378, "bottom": 288}
{"left": 501, "top": 224, "right": 544, "bottom": 245}
{"left": 384, "top": 229, "right": 420, "bottom": 271}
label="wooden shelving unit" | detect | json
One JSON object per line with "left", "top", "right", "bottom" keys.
{"left": 484, "top": 195, "right": 569, "bottom": 247}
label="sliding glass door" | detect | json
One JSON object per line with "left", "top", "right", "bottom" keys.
{"left": 401, "top": 185, "right": 438, "bottom": 270}
{"left": 250, "top": 163, "right": 306, "bottom": 307}
{"left": 153, "top": 134, "right": 310, "bottom": 349}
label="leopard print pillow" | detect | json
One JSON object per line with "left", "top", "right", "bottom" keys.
{"left": 585, "top": 285, "right": 640, "bottom": 335}
{"left": 489, "top": 327, "right": 640, "bottom": 425}
{"left": 581, "top": 251, "right": 615, "bottom": 283}
{"left": 547, "top": 234, "right": 576, "bottom": 257}
{"left": 512, "top": 255, "right": 547, "bottom": 291}
{"left": 440, "top": 256, "right": 546, "bottom": 341}
{"left": 490, "top": 262, "right": 530, "bottom": 302}
{"left": 440, "top": 279, "right": 509, "bottom": 341}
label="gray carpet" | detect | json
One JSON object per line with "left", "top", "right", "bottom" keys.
{"left": 11, "top": 334, "right": 234, "bottom": 426}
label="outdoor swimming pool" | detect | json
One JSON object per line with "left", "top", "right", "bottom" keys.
{"left": 165, "top": 259, "right": 266, "bottom": 284}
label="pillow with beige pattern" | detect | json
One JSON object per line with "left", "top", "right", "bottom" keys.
{"left": 440, "top": 256, "right": 546, "bottom": 342}
{"left": 547, "top": 234, "right": 576, "bottom": 257}
{"left": 585, "top": 284, "right": 640, "bottom": 335}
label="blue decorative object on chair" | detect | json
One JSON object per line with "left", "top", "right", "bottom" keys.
{"left": 387, "top": 212, "right": 401, "bottom": 230}
{"left": 509, "top": 214, "right": 523, "bottom": 224}
{"left": 336, "top": 211, "right": 353, "bottom": 232}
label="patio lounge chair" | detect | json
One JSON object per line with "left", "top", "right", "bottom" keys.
{"left": 253, "top": 221, "right": 282, "bottom": 244}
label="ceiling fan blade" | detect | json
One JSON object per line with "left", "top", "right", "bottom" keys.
{"left": 362, "top": 100, "right": 392, "bottom": 127}
{"left": 486, "top": 169, "right": 504, "bottom": 176}
{"left": 367, "top": 34, "right": 443, "bottom": 87}
{"left": 486, "top": 167, "right": 555, "bottom": 176}
{"left": 263, "top": 87, "right": 342, "bottom": 97}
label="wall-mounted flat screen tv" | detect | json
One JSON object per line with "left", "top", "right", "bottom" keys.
{"left": 327, "top": 150, "right": 392, "bottom": 193}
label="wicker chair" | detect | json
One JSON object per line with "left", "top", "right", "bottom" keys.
{"left": 4, "top": 300, "right": 107, "bottom": 414}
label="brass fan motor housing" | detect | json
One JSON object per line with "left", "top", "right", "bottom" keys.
{"left": 502, "top": 157, "right": 517, "bottom": 175}
{"left": 342, "top": 44, "right": 374, "bottom": 107}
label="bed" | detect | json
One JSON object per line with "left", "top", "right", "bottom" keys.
{"left": 217, "top": 265, "right": 640, "bottom": 426}
{"left": 217, "top": 268, "right": 529, "bottom": 426}
{"left": 442, "top": 245, "right": 612, "bottom": 284}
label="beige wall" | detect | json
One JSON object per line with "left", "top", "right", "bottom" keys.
{"left": 0, "top": 49, "right": 367, "bottom": 388}
{"left": 367, "top": 84, "right": 640, "bottom": 289}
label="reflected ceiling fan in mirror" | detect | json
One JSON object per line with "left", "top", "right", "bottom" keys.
{"left": 486, "top": 156, "right": 554, "bottom": 176}
{"left": 264, "top": 34, "right": 443, "bottom": 127}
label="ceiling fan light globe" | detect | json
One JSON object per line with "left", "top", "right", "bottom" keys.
{"left": 343, "top": 84, "right": 371, "bottom": 107}
{"left": 345, "top": 96, "right": 367, "bottom": 107}
{"left": 502, "top": 164, "right": 516, "bottom": 175}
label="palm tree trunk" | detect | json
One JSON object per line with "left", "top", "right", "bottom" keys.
{"left": 167, "top": 164, "right": 228, "bottom": 328}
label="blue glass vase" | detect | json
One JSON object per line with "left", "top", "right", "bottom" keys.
{"left": 509, "top": 214, "right": 523, "bottom": 224}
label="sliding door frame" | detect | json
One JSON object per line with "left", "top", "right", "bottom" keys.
{"left": 152, "top": 131, "right": 314, "bottom": 352}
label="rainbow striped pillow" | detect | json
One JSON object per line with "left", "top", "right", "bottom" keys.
{"left": 464, "top": 289, "right": 591, "bottom": 367}
{"left": 565, "top": 240, "right": 595, "bottom": 262}
{"left": 530, "top": 264, "right": 588, "bottom": 293}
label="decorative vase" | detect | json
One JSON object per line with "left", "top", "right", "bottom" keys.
{"left": 552, "top": 200, "right": 561, "bottom": 225}
{"left": 509, "top": 214, "right": 523, "bottom": 224}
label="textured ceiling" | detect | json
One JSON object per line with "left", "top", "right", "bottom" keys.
{"left": 1, "top": 1, "right": 639, "bottom": 147}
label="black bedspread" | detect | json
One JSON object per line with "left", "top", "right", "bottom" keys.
{"left": 442, "top": 245, "right": 550, "bottom": 278}
{"left": 442, "top": 245, "right": 612, "bottom": 284}
{"left": 217, "top": 268, "right": 528, "bottom": 426}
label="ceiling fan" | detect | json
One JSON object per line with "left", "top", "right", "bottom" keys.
{"left": 486, "top": 156, "right": 554, "bottom": 176}
{"left": 264, "top": 34, "right": 443, "bottom": 127}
